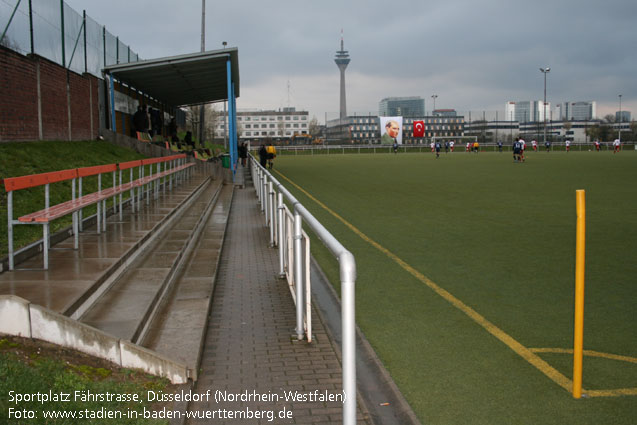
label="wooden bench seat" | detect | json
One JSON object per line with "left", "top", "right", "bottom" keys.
{"left": 4, "top": 154, "right": 194, "bottom": 270}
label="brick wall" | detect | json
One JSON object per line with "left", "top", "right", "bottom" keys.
{"left": 0, "top": 46, "right": 100, "bottom": 142}
{"left": 0, "top": 47, "right": 38, "bottom": 140}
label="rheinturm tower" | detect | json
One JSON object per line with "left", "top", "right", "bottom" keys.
{"left": 334, "top": 34, "right": 351, "bottom": 120}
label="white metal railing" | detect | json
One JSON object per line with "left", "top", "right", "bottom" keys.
{"left": 280, "top": 204, "right": 312, "bottom": 342}
{"left": 250, "top": 156, "right": 357, "bottom": 425}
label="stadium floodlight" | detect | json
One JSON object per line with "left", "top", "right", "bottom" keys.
{"left": 540, "top": 67, "right": 550, "bottom": 143}
{"left": 619, "top": 94, "right": 622, "bottom": 142}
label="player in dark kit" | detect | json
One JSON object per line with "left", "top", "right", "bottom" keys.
{"left": 513, "top": 138, "right": 522, "bottom": 162}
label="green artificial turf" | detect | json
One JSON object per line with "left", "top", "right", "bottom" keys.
{"left": 273, "top": 150, "right": 637, "bottom": 425}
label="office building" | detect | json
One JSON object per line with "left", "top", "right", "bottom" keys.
{"left": 379, "top": 97, "right": 425, "bottom": 117}
{"left": 326, "top": 114, "right": 464, "bottom": 144}
{"left": 505, "top": 101, "right": 549, "bottom": 123}
{"left": 556, "top": 101, "right": 597, "bottom": 121}
{"left": 616, "top": 110, "right": 631, "bottom": 123}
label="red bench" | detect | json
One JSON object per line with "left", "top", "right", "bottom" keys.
{"left": 4, "top": 154, "right": 194, "bottom": 270}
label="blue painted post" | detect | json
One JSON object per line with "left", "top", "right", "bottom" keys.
{"left": 226, "top": 58, "right": 237, "bottom": 178}
{"left": 231, "top": 82, "right": 238, "bottom": 173}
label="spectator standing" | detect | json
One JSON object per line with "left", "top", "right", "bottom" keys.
{"left": 239, "top": 142, "right": 248, "bottom": 166}
{"left": 184, "top": 131, "right": 195, "bottom": 148}
{"left": 259, "top": 144, "right": 268, "bottom": 168}
{"left": 133, "top": 105, "right": 149, "bottom": 136}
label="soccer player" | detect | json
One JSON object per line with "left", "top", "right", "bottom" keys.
{"left": 565, "top": 140, "right": 571, "bottom": 153}
{"left": 435, "top": 141, "right": 442, "bottom": 158}
{"left": 497, "top": 141, "right": 503, "bottom": 152}
{"left": 518, "top": 138, "right": 526, "bottom": 162}
{"left": 594, "top": 140, "right": 600, "bottom": 151}
{"left": 466, "top": 142, "right": 471, "bottom": 152}
{"left": 613, "top": 138, "right": 621, "bottom": 153}
{"left": 449, "top": 140, "right": 455, "bottom": 152}
{"left": 532, "top": 139, "right": 538, "bottom": 151}
{"left": 513, "top": 137, "right": 522, "bottom": 162}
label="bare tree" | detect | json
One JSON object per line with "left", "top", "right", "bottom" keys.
{"left": 205, "top": 104, "right": 221, "bottom": 140}
{"left": 308, "top": 117, "right": 321, "bottom": 139}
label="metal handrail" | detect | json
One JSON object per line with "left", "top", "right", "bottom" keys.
{"left": 249, "top": 155, "right": 357, "bottom": 425}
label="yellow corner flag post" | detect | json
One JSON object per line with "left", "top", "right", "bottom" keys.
{"left": 573, "top": 190, "right": 586, "bottom": 398}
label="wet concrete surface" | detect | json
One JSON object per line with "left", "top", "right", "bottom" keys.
{"left": 77, "top": 179, "right": 223, "bottom": 342}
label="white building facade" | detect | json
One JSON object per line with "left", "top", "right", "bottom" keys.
{"left": 216, "top": 108, "right": 309, "bottom": 141}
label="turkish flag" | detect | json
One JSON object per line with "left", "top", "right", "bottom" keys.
{"left": 413, "top": 121, "right": 425, "bottom": 138}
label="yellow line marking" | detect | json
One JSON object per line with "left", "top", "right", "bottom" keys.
{"left": 275, "top": 169, "right": 637, "bottom": 398}
{"left": 530, "top": 348, "right": 637, "bottom": 364}
{"left": 587, "top": 388, "right": 637, "bottom": 397}
{"left": 529, "top": 348, "right": 637, "bottom": 397}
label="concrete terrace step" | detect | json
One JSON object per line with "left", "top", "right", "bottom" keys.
{"left": 141, "top": 184, "right": 233, "bottom": 377}
{"left": 78, "top": 179, "right": 223, "bottom": 343}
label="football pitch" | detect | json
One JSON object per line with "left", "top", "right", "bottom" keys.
{"left": 272, "top": 149, "right": 637, "bottom": 425}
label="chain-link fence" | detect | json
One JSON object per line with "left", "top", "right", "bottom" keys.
{"left": 1, "top": 0, "right": 140, "bottom": 77}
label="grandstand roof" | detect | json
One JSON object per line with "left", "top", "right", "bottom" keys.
{"left": 103, "top": 48, "right": 239, "bottom": 107}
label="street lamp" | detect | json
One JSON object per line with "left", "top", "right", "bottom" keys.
{"left": 619, "top": 94, "right": 622, "bottom": 142}
{"left": 540, "top": 67, "right": 550, "bottom": 144}
{"left": 431, "top": 94, "right": 438, "bottom": 115}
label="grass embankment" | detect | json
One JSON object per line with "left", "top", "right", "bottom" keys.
{"left": 274, "top": 151, "right": 637, "bottom": 425}
{"left": 0, "top": 336, "right": 171, "bottom": 424}
{"left": 0, "top": 141, "right": 147, "bottom": 258}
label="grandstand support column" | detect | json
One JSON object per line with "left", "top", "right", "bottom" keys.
{"left": 226, "top": 58, "right": 237, "bottom": 179}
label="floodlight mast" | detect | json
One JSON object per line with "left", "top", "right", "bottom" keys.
{"left": 618, "top": 94, "right": 622, "bottom": 142}
{"left": 540, "top": 67, "right": 550, "bottom": 144}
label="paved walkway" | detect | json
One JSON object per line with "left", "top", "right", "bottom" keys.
{"left": 187, "top": 184, "right": 370, "bottom": 425}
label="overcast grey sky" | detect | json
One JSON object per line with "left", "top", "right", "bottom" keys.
{"left": 64, "top": 0, "right": 636, "bottom": 122}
